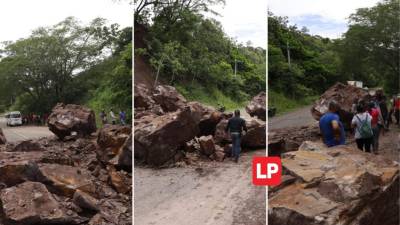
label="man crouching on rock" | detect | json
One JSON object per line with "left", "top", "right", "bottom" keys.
{"left": 226, "top": 110, "right": 247, "bottom": 163}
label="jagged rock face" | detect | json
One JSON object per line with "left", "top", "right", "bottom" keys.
{"left": 0, "top": 128, "right": 6, "bottom": 144}
{"left": 134, "top": 107, "right": 200, "bottom": 166}
{"left": 0, "top": 181, "right": 82, "bottom": 225}
{"left": 246, "top": 92, "right": 266, "bottom": 121}
{"left": 48, "top": 103, "right": 97, "bottom": 140}
{"left": 269, "top": 141, "right": 399, "bottom": 225}
{"left": 311, "top": 82, "right": 370, "bottom": 129}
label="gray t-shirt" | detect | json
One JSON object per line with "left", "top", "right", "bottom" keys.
{"left": 351, "top": 112, "right": 372, "bottom": 139}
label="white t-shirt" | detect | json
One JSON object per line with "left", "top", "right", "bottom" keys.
{"left": 351, "top": 112, "right": 372, "bottom": 139}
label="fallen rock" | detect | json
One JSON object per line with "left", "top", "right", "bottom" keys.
{"left": 37, "top": 163, "right": 97, "bottom": 198}
{"left": 152, "top": 85, "right": 187, "bottom": 112}
{"left": 268, "top": 124, "right": 321, "bottom": 156}
{"left": 97, "top": 125, "right": 131, "bottom": 166}
{"left": 311, "top": 82, "right": 370, "bottom": 129}
{"left": 184, "top": 139, "right": 200, "bottom": 153}
{"left": 12, "top": 140, "right": 45, "bottom": 152}
{"left": 134, "top": 107, "right": 199, "bottom": 166}
{"left": 48, "top": 103, "right": 97, "bottom": 140}
{"left": 117, "top": 134, "right": 132, "bottom": 172}
{"left": 0, "top": 128, "right": 6, "bottom": 144}
{"left": 246, "top": 92, "right": 266, "bottom": 121}
{"left": 134, "top": 83, "right": 155, "bottom": 110}
{"left": 269, "top": 141, "right": 399, "bottom": 225}
{"left": 198, "top": 135, "right": 216, "bottom": 156}
{"left": 242, "top": 120, "right": 266, "bottom": 148}
{"left": 214, "top": 120, "right": 231, "bottom": 144}
{"left": 0, "top": 152, "right": 43, "bottom": 187}
{"left": 0, "top": 181, "right": 79, "bottom": 224}
{"left": 108, "top": 166, "right": 131, "bottom": 194}
{"left": 88, "top": 199, "right": 131, "bottom": 225}
{"left": 73, "top": 189, "right": 99, "bottom": 212}
{"left": 212, "top": 145, "right": 225, "bottom": 162}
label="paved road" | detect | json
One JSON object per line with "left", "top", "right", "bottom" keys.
{"left": 268, "top": 105, "right": 317, "bottom": 130}
{"left": 0, "top": 117, "right": 54, "bottom": 143}
{"left": 135, "top": 150, "right": 266, "bottom": 225}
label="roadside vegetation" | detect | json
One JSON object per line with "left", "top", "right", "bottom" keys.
{"left": 269, "top": 0, "right": 399, "bottom": 113}
{"left": 135, "top": 0, "right": 266, "bottom": 109}
{"left": 0, "top": 17, "right": 132, "bottom": 124}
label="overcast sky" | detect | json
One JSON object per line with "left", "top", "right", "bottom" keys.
{"left": 268, "top": 0, "right": 381, "bottom": 38}
{"left": 208, "top": 0, "right": 267, "bottom": 48}
{"left": 0, "top": 0, "right": 132, "bottom": 43}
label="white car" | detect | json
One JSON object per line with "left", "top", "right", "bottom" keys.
{"left": 6, "top": 111, "right": 23, "bottom": 126}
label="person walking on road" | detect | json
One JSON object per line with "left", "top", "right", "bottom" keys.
{"left": 319, "top": 101, "right": 346, "bottom": 147}
{"left": 109, "top": 109, "right": 116, "bottom": 125}
{"left": 119, "top": 110, "right": 126, "bottom": 125}
{"left": 352, "top": 104, "right": 373, "bottom": 153}
{"left": 226, "top": 110, "right": 247, "bottom": 163}
{"left": 368, "top": 102, "right": 381, "bottom": 153}
{"left": 100, "top": 110, "right": 108, "bottom": 125}
{"left": 395, "top": 95, "right": 400, "bottom": 125}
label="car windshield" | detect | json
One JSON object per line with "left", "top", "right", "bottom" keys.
{"left": 10, "top": 114, "right": 21, "bottom": 118}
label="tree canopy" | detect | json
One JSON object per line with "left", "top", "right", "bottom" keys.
{"left": 0, "top": 17, "right": 132, "bottom": 121}
{"left": 135, "top": 0, "right": 265, "bottom": 106}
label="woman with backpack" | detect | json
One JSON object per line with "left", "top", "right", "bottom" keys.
{"left": 351, "top": 104, "right": 374, "bottom": 153}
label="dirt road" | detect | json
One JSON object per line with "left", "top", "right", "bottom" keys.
{"left": 0, "top": 117, "right": 54, "bottom": 142}
{"left": 134, "top": 149, "right": 266, "bottom": 225}
{"left": 268, "top": 105, "right": 316, "bottom": 130}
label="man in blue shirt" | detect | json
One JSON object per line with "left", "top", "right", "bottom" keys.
{"left": 319, "top": 100, "right": 346, "bottom": 147}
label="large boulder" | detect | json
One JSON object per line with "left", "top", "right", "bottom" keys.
{"left": 0, "top": 181, "right": 81, "bottom": 224}
{"left": 246, "top": 92, "right": 266, "bottom": 121}
{"left": 242, "top": 120, "right": 266, "bottom": 149}
{"left": 0, "top": 128, "right": 6, "bottom": 144}
{"left": 96, "top": 125, "right": 131, "bottom": 167}
{"left": 134, "top": 107, "right": 200, "bottom": 166}
{"left": 12, "top": 140, "right": 45, "bottom": 152}
{"left": 0, "top": 152, "right": 44, "bottom": 187}
{"left": 47, "top": 103, "right": 97, "bottom": 140}
{"left": 214, "top": 119, "right": 266, "bottom": 149}
{"left": 36, "top": 163, "right": 97, "bottom": 198}
{"left": 269, "top": 141, "right": 399, "bottom": 225}
{"left": 134, "top": 83, "right": 155, "bottom": 110}
{"left": 311, "top": 83, "right": 370, "bottom": 129}
{"left": 152, "top": 85, "right": 187, "bottom": 112}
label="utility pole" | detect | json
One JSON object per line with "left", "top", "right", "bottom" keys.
{"left": 234, "top": 45, "right": 238, "bottom": 78}
{"left": 286, "top": 40, "right": 291, "bottom": 69}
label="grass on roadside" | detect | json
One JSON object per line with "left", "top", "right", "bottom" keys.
{"left": 175, "top": 84, "right": 247, "bottom": 111}
{"left": 269, "top": 90, "right": 317, "bottom": 115}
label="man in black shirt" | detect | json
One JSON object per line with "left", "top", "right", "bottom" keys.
{"left": 226, "top": 110, "right": 247, "bottom": 163}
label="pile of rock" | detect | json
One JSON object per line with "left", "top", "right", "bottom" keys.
{"left": 269, "top": 141, "right": 399, "bottom": 225}
{"left": 134, "top": 84, "right": 266, "bottom": 167}
{"left": 246, "top": 92, "right": 266, "bottom": 121}
{"left": 0, "top": 105, "right": 132, "bottom": 225}
{"left": 268, "top": 124, "right": 321, "bottom": 156}
{"left": 311, "top": 82, "right": 370, "bottom": 129}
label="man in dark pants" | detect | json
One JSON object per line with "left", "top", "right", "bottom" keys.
{"left": 226, "top": 110, "right": 247, "bottom": 163}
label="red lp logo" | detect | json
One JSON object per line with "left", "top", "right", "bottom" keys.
{"left": 252, "top": 157, "right": 282, "bottom": 186}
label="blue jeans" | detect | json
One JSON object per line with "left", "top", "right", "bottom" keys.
{"left": 231, "top": 133, "right": 241, "bottom": 159}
